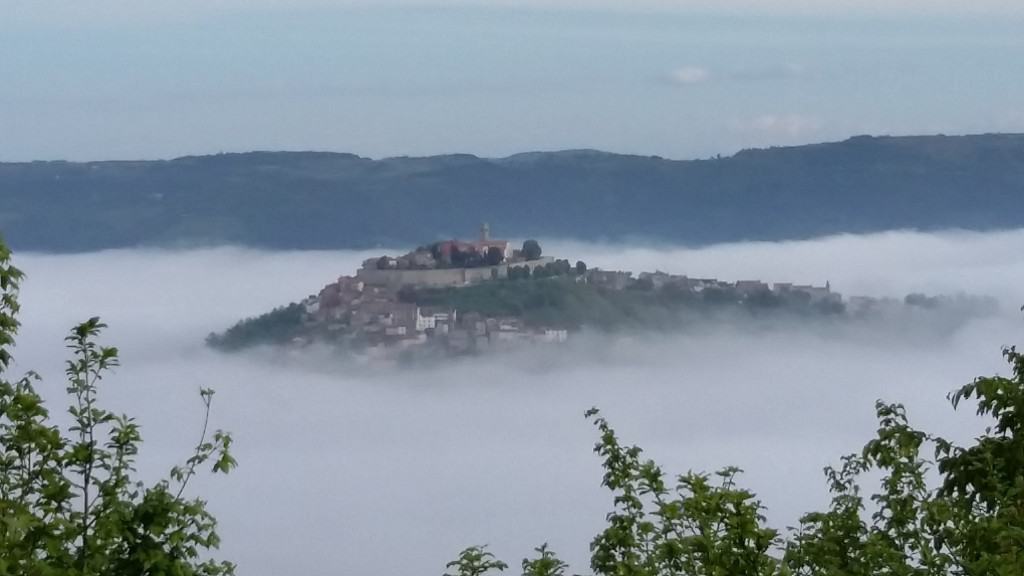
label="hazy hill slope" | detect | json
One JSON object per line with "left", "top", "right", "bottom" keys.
{"left": 3, "top": 134, "right": 1024, "bottom": 252}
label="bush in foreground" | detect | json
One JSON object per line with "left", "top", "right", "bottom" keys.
{"left": 447, "top": 347, "right": 1024, "bottom": 575}
{"left": 0, "top": 240, "right": 236, "bottom": 575}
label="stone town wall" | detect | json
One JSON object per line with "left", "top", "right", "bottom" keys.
{"left": 356, "top": 257, "right": 554, "bottom": 288}
{"left": 356, "top": 267, "right": 469, "bottom": 288}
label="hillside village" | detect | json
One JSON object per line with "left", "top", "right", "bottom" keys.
{"left": 275, "top": 225, "right": 843, "bottom": 354}
{"left": 207, "top": 224, "right": 998, "bottom": 355}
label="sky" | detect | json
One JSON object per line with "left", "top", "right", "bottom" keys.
{"left": 8, "top": 229, "right": 1024, "bottom": 575}
{"left": 3, "top": 0, "right": 1024, "bottom": 161}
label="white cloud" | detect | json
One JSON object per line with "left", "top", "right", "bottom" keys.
{"left": 668, "top": 62, "right": 807, "bottom": 88}
{"left": 669, "top": 66, "right": 710, "bottom": 85}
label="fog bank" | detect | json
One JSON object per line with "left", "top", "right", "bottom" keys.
{"left": 7, "top": 228, "right": 1023, "bottom": 576}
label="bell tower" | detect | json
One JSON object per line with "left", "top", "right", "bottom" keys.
{"left": 480, "top": 222, "right": 491, "bottom": 242}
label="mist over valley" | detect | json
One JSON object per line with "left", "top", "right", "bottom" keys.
{"left": 7, "top": 229, "right": 1021, "bottom": 576}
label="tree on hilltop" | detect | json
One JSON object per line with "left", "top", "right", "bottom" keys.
{"left": 486, "top": 246, "right": 505, "bottom": 266}
{"left": 522, "top": 240, "right": 542, "bottom": 261}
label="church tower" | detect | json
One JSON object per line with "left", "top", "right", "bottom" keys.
{"left": 480, "top": 222, "right": 491, "bottom": 242}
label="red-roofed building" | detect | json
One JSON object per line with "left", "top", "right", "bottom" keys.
{"left": 473, "top": 222, "right": 513, "bottom": 260}
{"left": 435, "top": 224, "right": 513, "bottom": 265}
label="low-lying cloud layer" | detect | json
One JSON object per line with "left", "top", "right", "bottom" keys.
{"left": 7, "top": 229, "right": 1023, "bottom": 576}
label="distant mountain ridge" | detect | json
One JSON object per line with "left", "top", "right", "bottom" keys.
{"left": 3, "top": 133, "right": 1024, "bottom": 252}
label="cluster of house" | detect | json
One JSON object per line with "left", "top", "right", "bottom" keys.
{"left": 589, "top": 269, "right": 842, "bottom": 304}
{"left": 297, "top": 226, "right": 567, "bottom": 352}
{"left": 300, "top": 275, "right": 567, "bottom": 352}
{"left": 292, "top": 225, "right": 844, "bottom": 353}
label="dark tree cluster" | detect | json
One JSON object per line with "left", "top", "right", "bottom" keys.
{"left": 485, "top": 246, "right": 505, "bottom": 266}
{"left": 206, "top": 303, "right": 305, "bottom": 350}
{"left": 507, "top": 259, "right": 578, "bottom": 281}
{"left": 531, "top": 259, "right": 573, "bottom": 279}
{"left": 507, "top": 266, "right": 532, "bottom": 281}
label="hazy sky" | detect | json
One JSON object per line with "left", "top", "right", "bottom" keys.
{"left": 3, "top": 1, "right": 1024, "bottom": 161}
{"left": 9, "top": 229, "right": 1024, "bottom": 575}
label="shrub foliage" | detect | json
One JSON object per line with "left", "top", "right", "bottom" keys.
{"left": 447, "top": 349, "right": 1024, "bottom": 575}
{"left": 0, "top": 240, "right": 236, "bottom": 575}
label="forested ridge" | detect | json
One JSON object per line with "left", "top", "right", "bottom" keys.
{"left": 3, "top": 133, "right": 1024, "bottom": 252}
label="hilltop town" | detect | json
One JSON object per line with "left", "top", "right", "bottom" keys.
{"left": 295, "top": 225, "right": 578, "bottom": 352}
{"left": 208, "top": 225, "right": 905, "bottom": 355}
